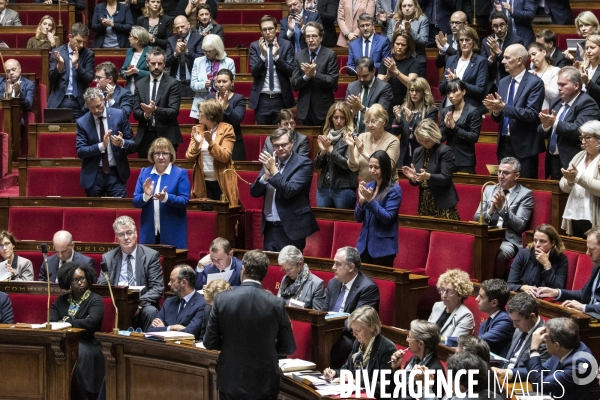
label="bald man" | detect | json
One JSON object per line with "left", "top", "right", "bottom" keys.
{"left": 38, "top": 230, "right": 95, "bottom": 282}
{"left": 165, "top": 16, "right": 204, "bottom": 97}
{"left": 435, "top": 11, "right": 468, "bottom": 69}
{"left": 0, "top": 59, "right": 34, "bottom": 111}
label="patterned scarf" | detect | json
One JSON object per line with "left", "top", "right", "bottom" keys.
{"left": 352, "top": 335, "right": 376, "bottom": 370}
{"left": 198, "top": 22, "right": 214, "bottom": 35}
{"left": 278, "top": 264, "right": 310, "bottom": 300}
{"left": 206, "top": 59, "right": 221, "bottom": 93}
{"left": 67, "top": 289, "right": 91, "bottom": 317}
{"left": 327, "top": 127, "right": 346, "bottom": 145}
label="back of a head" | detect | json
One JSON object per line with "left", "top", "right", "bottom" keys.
{"left": 457, "top": 334, "right": 491, "bottom": 364}
{"left": 545, "top": 317, "right": 580, "bottom": 350}
{"left": 242, "top": 250, "right": 270, "bottom": 282}
{"left": 507, "top": 292, "right": 538, "bottom": 317}
{"left": 447, "top": 352, "right": 489, "bottom": 394}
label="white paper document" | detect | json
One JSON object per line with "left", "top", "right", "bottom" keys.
{"left": 279, "top": 359, "right": 316, "bottom": 372}
{"left": 30, "top": 322, "right": 72, "bottom": 330}
{"left": 206, "top": 269, "right": 234, "bottom": 284}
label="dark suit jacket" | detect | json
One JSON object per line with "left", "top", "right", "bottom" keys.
{"left": 347, "top": 34, "right": 391, "bottom": 74}
{"left": 263, "top": 131, "right": 310, "bottom": 158}
{"left": 507, "top": 247, "right": 568, "bottom": 291}
{"left": 325, "top": 271, "right": 380, "bottom": 312}
{"left": 0, "top": 77, "right": 34, "bottom": 111}
{"left": 97, "top": 244, "right": 164, "bottom": 308}
{"left": 137, "top": 15, "right": 174, "bottom": 49}
{"left": 48, "top": 44, "right": 95, "bottom": 109}
{"left": 559, "top": 265, "right": 600, "bottom": 314}
{"left": 82, "top": 85, "right": 134, "bottom": 117}
{"left": 165, "top": 30, "right": 204, "bottom": 78}
{"left": 551, "top": 47, "right": 571, "bottom": 68}
{"left": 279, "top": 10, "right": 322, "bottom": 51}
{"left": 75, "top": 108, "right": 136, "bottom": 190}
{"left": 435, "top": 34, "right": 458, "bottom": 68}
{"left": 250, "top": 152, "right": 319, "bottom": 241}
{"left": 147, "top": 291, "right": 206, "bottom": 339}
{"left": 419, "top": 0, "right": 456, "bottom": 34}
{"left": 492, "top": 71, "right": 545, "bottom": 158}
{"left": 505, "top": 317, "right": 548, "bottom": 369}
{"left": 291, "top": 46, "right": 339, "bottom": 121}
{"left": 399, "top": 352, "right": 446, "bottom": 396}
{"left": 440, "top": 53, "right": 488, "bottom": 114}
{"left": 440, "top": 103, "right": 482, "bottom": 167}
{"left": 203, "top": 281, "right": 296, "bottom": 397}
{"left": 583, "top": 65, "right": 600, "bottom": 109}
{"left": 508, "top": 0, "right": 536, "bottom": 46}
{"left": 34, "top": 0, "right": 84, "bottom": 10}
{"left": 478, "top": 309, "right": 514, "bottom": 358}
{"left": 38, "top": 251, "right": 95, "bottom": 283}
{"left": 545, "top": 0, "right": 572, "bottom": 25}
{"left": 120, "top": 46, "right": 150, "bottom": 88}
{"left": 317, "top": 0, "right": 339, "bottom": 47}
{"left": 314, "top": 137, "right": 358, "bottom": 189}
{"left": 411, "top": 143, "right": 459, "bottom": 210}
{"left": 345, "top": 78, "right": 394, "bottom": 126}
{"left": 91, "top": 3, "right": 134, "bottom": 48}
{"left": 132, "top": 74, "right": 182, "bottom": 145}
{"left": 480, "top": 32, "right": 524, "bottom": 93}
{"left": 0, "top": 292, "right": 14, "bottom": 324}
{"left": 248, "top": 37, "right": 295, "bottom": 110}
{"left": 195, "top": 256, "right": 242, "bottom": 290}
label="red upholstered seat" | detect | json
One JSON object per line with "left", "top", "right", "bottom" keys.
{"left": 9, "top": 207, "right": 63, "bottom": 241}
{"left": 187, "top": 212, "right": 218, "bottom": 265}
{"left": 455, "top": 184, "right": 481, "bottom": 222}
{"left": 216, "top": 10, "right": 241, "bottom": 24}
{"left": 234, "top": 81, "right": 252, "bottom": 97}
{"left": 425, "top": 232, "right": 474, "bottom": 286}
{"left": 563, "top": 250, "right": 580, "bottom": 291}
{"left": 243, "top": 135, "right": 262, "bottom": 161}
{"left": 474, "top": 142, "right": 498, "bottom": 176}
{"left": 126, "top": 169, "right": 142, "bottom": 197}
{"left": 537, "top": 152, "right": 546, "bottom": 180}
{"left": 36, "top": 133, "right": 76, "bottom": 157}
{"left": 63, "top": 208, "right": 117, "bottom": 243}
{"left": 178, "top": 134, "right": 192, "bottom": 159}
{"left": 9, "top": 293, "right": 59, "bottom": 324}
{"left": 333, "top": 82, "right": 349, "bottom": 99}
{"left": 237, "top": 170, "right": 262, "bottom": 210}
{"left": 224, "top": 33, "right": 252, "bottom": 48}
{"left": 115, "top": 209, "right": 142, "bottom": 231}
{"left": 398, "top": 180, "right": 419, "bottom": 215}
{"left": 373, "top": 278, "right": 395, "bottom": 326}
{"left": 394, "top": 227, "right": 430, "bottom": 271}
{"left": 289, "top": 319, "right": 313, "bottom": 361}
{"left": 242, "top": 109, "right": 256, "bottom": 124}
{"left": 528, "top": 190, "right": 552, "bottom": 229}
{"left": 330, "top": 221, "right": 362, "bottom": 258}
{"left": 572, "top": 254, "right": 594, "bottom": 291}
{"left": 263, "top": 265, "right": 285, "bottom": 295}
{"left": 244, "top": 209, "right": 264, "bottom": 250}
{"left": 305, "top": 219, "right": 334, "bottom": 259}
{"left": 178, "top": 111, "right": 196, "bottom": 125}
{"left": 555, "top": 33, "right": 582, "bottom": 52}
{"left": 426, "top": 57, "right": 442, "bottom": 102}
{"left": 94, "top": 54, "right": 127, "bottom": 70}
{"left": 26, "top": 168, "right": 86, "bottom": 197}
{"left": 463, "top": 296, "right": 486, "bottom": 335}
{"left": 101, "top": 297, "right": 117, "bottom": 332}
{"left": 312, "top": 270, "right": 334, "bottom": 287}
{"left": 338, "top": 55, "right": 349, "bottom": 69}
{"left": 481, "top": 115, "right": 499, "bottom": 133}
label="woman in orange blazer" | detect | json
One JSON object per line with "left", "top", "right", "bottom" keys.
{"left": 337, "top": 0, "right": 376, "bottom": 47}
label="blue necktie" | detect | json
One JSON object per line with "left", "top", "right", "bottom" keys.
{"left": 501, "top": 79, "right": 515, "bottom": 137}
{"left": 364, "top": 39, "right": 370, "bottom": 58}
{"left": 294, "top": 26, "right": 301, "bottom": 52}
{"left": 268, "top": 43, "right": 275, "bottom": 91}
{"left": 548, "top": 104, "right": 570, "bottom": 154}
{"left": 390, "top": 0, "right": 397, "bottom": 13}
{"left": 333, "top": 285, "right": 346, "bottom": 312}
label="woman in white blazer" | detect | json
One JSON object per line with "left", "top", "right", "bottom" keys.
{"left": 427, "top": 269, "right": 474, "bottom": 341}
{"left": 337, "top": 0, "right": 376, "bottom": 47}
{"left": 0, "top": 231, "right": 34, "bottom": 281}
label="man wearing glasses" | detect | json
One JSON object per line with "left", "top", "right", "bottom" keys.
{"left": 262, "top": 109, "right": 310, "bottom": 157}
{"left": 474, "top": 157, "right": 534, "bottom": 279}
{"left": 435, "top": 11, "right": 468, "bottom": 68}
{"left": 38, "top": 230, "right": 95, "bottom": 283}
{"left": 91, "top": 62, "right": 133, "bottom": 117}
{"left": 98, "top": 215, "right": 164, "bottom": 331}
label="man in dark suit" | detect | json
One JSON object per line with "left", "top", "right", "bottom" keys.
{"left": 347, "top": 14, "right": 391, "bottom": 75}
{"left": 539, "top": 67, "right": 599, "bottom": 180}
{"left": 535, "top": 29, "right": 571, "bottom": 68}
{"left": 133, "top": 47, "right": 182, "bottom": 158}
{"left": 148, "top": 265, "right": 205, "bottom": 340}
{"left": 48, "top": 23, "right": 95, "bottom": 121}
{"left": 484, "top": 44, "right": 545, "bottom": 179}
{"left": 92, "top": 62, "right": 134, "bottom": 117}
{"left": 76, "top": 88, "right": 137, "bottom": 198}
{"left": 419, "top": 0, "right": 455, "bottom": 46}
{"left": 538, "top": 0, "right": 572, "bottom": 26}
{"left": 204, "top": 249, "right": 296, "bottom": 400}
{"left": 0, "top": 59, "right": 34, "bottom": 111}
{"left": 249, "top": 15, "right": 296, "bottom": 125}
{"left": 250, "top": 128, "right": 319, "bottom": 252}
{"left": 165, "top": 16, "right": 203, "bottom": 98}
{"left": 97, "top": 215, "right": 164, "bottom": 331}
{"left": 476, "top": 279, "right": 515, "bottom": 358}
{"left": 345, "top": 57, "right": 393, "bottom": 132}
{"left": 280, "top": 0, "right": 322, "bottom": 53}
{"left": 291, "top": 21, "right": 338, "bottom": 127}
{"left": 435, "top": 11, "right": 468, "bottom": 69}
{"left": 0, "top": 291, "right": 13, "bottom": 324}
{"left": 195, "top": 237, "right": 242, "bottom": 289}
{"left": 494, "top": 0, "right": 536, "bottom": 47}
{"left": 38, "top": 230, "right": 95, "bottom": 283}
{"left": 262, "top": 109, "right": 311, "bottom": 157}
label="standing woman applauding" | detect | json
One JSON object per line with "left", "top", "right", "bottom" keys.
{"left": 581, "top": 35, "right": 600, "bottom": 109}
{"left": 385, "top": 0, "right": 428, "bottom": 76}
{"left": 91, "top": 0, "right": 134, "bottom": 48}
{"left": 136, "top": 0, "right": 174, "bottom": 50}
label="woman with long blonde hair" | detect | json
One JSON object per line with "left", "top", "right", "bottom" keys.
{"left": 566, "top": 11, "right": 600, "bottom": 62}
{"left": 581, "top": 34, "right": 600, "bottom": 108}
{"left": 27, "top": 15, "right": 60, "bottom": 49}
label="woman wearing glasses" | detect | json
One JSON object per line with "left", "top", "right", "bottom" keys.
{"left": 0, "top": 231, "right": 33, "bottom": 281}
{"left": 133, "top": 138, "right": 190, "bottom": 250}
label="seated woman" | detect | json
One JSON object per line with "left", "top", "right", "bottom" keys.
{"left": 378, "top": 31, "right": 420, "bottom": 107}
{"left": 92, "top": 0, "right": 134, "bottom": 48}
{"left": 403, "top": 119, "right": 460, "bottom": 220}
{"left": 277, "top": 245, "right": 326, "bottom": 310}
{"left": 136, "top": 0, "right": 174, "bottom": 50}
{"left": 199, "top": 278, "right": 231, "bottom": 338}
{"left": 528, "top": 42, "right": 559, "bottom": 110}
{"left": 27, "top": 15, "right": 60, "bottom": 49}
{"left": 427, "top": 269, "right": 474, "bottom": 341}
{"left": 51, "top": 262, "right": 105, "bottom": 400}
{"left": 120, "top": 25, "right": 151, "bottom": 94}
{"left": 196, "top": 4, "right": 224, "bottom": 45}
{"left": 323, "top": 306, "right": 396, "bottom": 400}
{"left": 186, "top": 98, "right": 239, "bottom": 206}
{"left": 355, "top": 150, "right": 402, "bottom": 267}
{"left": 0, "top": 292, "right": 13, "bottom": 323}
{"left": 133, "top": 138, "right": 190, "bottom": 250}
{"left": 0, "top": 231, "right": 33, "bottom": 281}
{"left": 507, "top": 224, "right": 568, "bottom": 296}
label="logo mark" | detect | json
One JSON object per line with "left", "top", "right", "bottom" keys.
{"left": 572, "top": 351, "right": 599, "bottom": 386}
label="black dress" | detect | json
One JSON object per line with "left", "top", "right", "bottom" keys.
{"left": 377, "top": 55, "right": 420, "bottom": 106}
{"left": 208, "top": 92, "right": 247, "bottom": 160}
{"left": 50, "top": 291, "right": 105, "bottom": 394}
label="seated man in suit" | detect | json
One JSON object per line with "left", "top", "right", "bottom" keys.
{"left": 345, "top": 57, "right": 393, "bottom": 132}
{"left": 76, "top": 88, "right": 137, "bottom": 198}
{"left": 148, "top": 265, "right": 205, "bottom": 340}
{"left": 195, "top": 237, "right": 242, "bottom": 290}
{"left": 539, "top": 66, "right": 599, "bottom": 180}
{"left": 535, "top": 29, "right": 571, "bottom": 68}
{"left": 280, "top": 0, "right": 322, "bottom": 53}
{"left": 435, "top": 11, "right": 468, "bottom": 69}
{"left": 97, "top": 216, "right": 164, "bottom": 331}
{"left": 474, "top": 157, "right": 534, "bottom": 279}
{"left": 262, "top": 109, "right": 310, "bottom": 158}
{"left": 347, "top": 14, "right": 391, "bottom": 76}
{"left": 165, "top": 16, "right": 203, "bottom": 98}
{"left": 0, "top": 291, "right": 14, "bottom": 324}
{"left": 476, "top": 279, "right": 515, "bottom": 358}
{"left": 0, "top": 59, "right": 34, "bottom": 111}
{"left": 0, "top": 0, "right": 20, "bottom": 26}
{"left": 48, "top": 23, "right": 95, "bottom": 121}
{"left": 38, "top": 230, "right": 95, "bottom": 282}
{"left": 92, "top": 62, "right": 134, "bottom": 117}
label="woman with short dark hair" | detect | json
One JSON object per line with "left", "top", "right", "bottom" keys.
{"left": 0, "top": 231, "right": 33, "bottom": 281}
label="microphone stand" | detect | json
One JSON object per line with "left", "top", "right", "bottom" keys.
{"left": 478, "top": 181, "right": 503, "bottom": 224}
{"left": 41, "top": 243, "right": 52, "bottom": 330}
{"left": 102, "top": 269, "right": 119, "bottom": 334}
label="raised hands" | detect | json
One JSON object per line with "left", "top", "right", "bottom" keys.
{"left": 140, "top": 101, "right": 157, "bottom": 118}
{"left": 258, "top": 151, "right": 278, "bottom": 180}
{"left": 538, "top": 108, "right": 557, "bottom": 129}
{"left": 401, "top": 163, "right": 417, "bottom": 181}
{"left": 444, "top": 111, "right": 455, "bottom": 129}
{"left": 435, "top": 31, "right": 447, "bottom": 51}
{"left": 357, "top": 181, "right": 374, "bottom": 204}
{"left": 482, "top": 93, "right": 504, "bottom": 113}
{"left": 317, "top": 135, "right": 333, "bottom": 153}
{"left": 444, "top": 68, "right": 458, "bottom": 81}
{"left": 110, "top": 131, "right": 125, "bottom": 147}
{"left": 300, "top": 60, "right": 316, "bottom": 79}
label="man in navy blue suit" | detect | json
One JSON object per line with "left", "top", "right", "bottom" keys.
{"left": 148, "top": 265, "right": 205, "bottom": 340}
{"left": 38, "top": 230, "right": 95, "bottom": 283}
{"left": 0, "top": 292, "right": 14, "bottom": 324}
{"left": 0, "top": 59, "right": 34, "bottom": 111}
{"left": 347, "top": 14, "right": 391, "bottom": 76}
{"left": 165, "top": 16, "right": 204, "bottom": 98}
{"left": 92, "top": 62, "right": 134, "bottom": 118}
{"left": 419, "top": 0, "right": 455, "bottom": 46}
{"left": 249, "top": 15, "right": 296, "bottom": 125}
{"left": 494, "top": 0, "right": 535, "bottom": 47}
{"left": 476, "top": 279, "right": 515, "bottom": 358}
{"left": 484, "top": 44, "right": 544, "bottom": 179}
{"left": 280, "top": 0, "right": 322, "bottom": 53}
{"left": 76, "top": 88, "right": 136, "bottom": 198}
{"left": 195, "top": 237, "right": 242, "bottom": 290}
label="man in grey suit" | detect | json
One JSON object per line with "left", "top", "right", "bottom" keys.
{"left": 262, "top": 109, "right": 310, "bottom": 158}
{"left": 97, "top": 215, "right": 164, "bottom": 331}
{"left": 473, "top": 157, "right": 533, "bottom": 279}
{"left": 0, "top": 0, "right": 21, "bottom": 26}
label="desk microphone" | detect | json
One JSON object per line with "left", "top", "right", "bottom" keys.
{"left": 101, "top": 261, "right": 119, "bottom": 334}
{"left": 41, "top": 243, "right": 51, "bottom": 330}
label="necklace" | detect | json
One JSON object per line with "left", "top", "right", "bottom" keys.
{"left": 538, "top": 64, "right": 550, "bottom": 80}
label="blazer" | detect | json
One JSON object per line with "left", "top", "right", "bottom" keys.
{"left": 439, "top": 53, "right": 488, "bottom": 115}
{"left": 507, "top": 0, "right": 536, "bottom": 47}
{"left": 48, "top": 44, "right": 95, "bottom": 109}
{"left": 551, "top": 47, "right": 571, "bottom": 68}
{"left": 165, "top": 30, "right": 204, "bottom": 79}
{"left": 0, "top": 77, "right": 34, "bottom": 111}
{"left": 0, "top": 292, "right": 13, "bottom": 323}
{"left": 132, "top": 74, "right": 182, "bottom": 146}
{"left": 250, "top": 152, "right": 319, "bottom": 241}
{"left": 398, "top": 352, "right": 446, "bottom": 397}
{"left": 440, "top": 103, "right": 482, "bottom": 168}
{"left": 394, "top": 106, "right": 439, "bottom": 167}
{"left": 583, "top": 64, "right": 600, "bottom": 109}
{"left": 474, "top": 183, "right": 534, "bottom": 248}
{"left": 291, "top": 46, "right": 339, "bottom": 121}
{"left": 189, "top": 56, "right": 236, "bottom": 119}
{"left": 195, "top": 256, "right": 242, "bottom": 289}
{"left": 197, "top": 23, "right": 224, "bottom": 44}
{"left": 427, "top": 301, "right": 474, "bottom": 338}
{"left": 317, "top": 0, "right": 339, "bottom": 47}
{"left": 248, "top": 37, "right": 295, "bottom": 110}
{"left": 491, "top": 71, "right": 545, "bottom": 158}
{"left": 355, "top": 182, "right": 402, "bottom": 258}
{"left": 435, "top": 34, "right": 458, "bottom": 69}
{"left": 279, "top": 10, "right": 322, "bottom": 51}
{"left": 507, "top": 247, "right": 568, "bottom": 292}
{"left": 203, "top": 281, "right": 296, "bottom": 398}
{"left": 504, "top": 318, "right": 548, "bottom": 368}
{"left": 50, "top": 292, "right": 104, "bottom": 342}
{"left": 347, "top": 34, "right": 391, "bottom": 74}
{"left": 0, "top": 8, "right": 21, "bottom": 25}
{"left": 278, "top": 270, "right": 326, "bottom": 310}
{"left": 345, "top": 78, "right": 394, "bottom": 125}
{"left": 146, "top": 291, "right": 206, "bottom": 340}
{"left": 419, "top": 0, "right": 455, "bottom": 34}
{"left": 83, "top": 84, "right": 134, "bottom": 118}
{"left": 132, "top": 164, "right": 190, "bottom": 250}
{"left": 263, "top": 131, "right": 310, "bottom": 158}
{"left": 91, "top": 3, "right": 134, "bottom": 48}
{"left": 137, "top": 15, "right": 174, "bottom": 49}
{"left": 478, "top": 309, "right": 515, "bottom": 358}
{"left": 324, "top": 271, "right": 380, "bottom": 312}
{"left": 386, "top": 15, "right": 428, "bottom": 56}
{"left": 411, "top": 143, "right": 459, "bottom": 210}
{"left": 480, "top": 31, "right": 524, "bottom": 93}
{"left": 97, "top": 244, "right": 164, "bottom": 307}
{"left": 38, "top": 251, "right": 95, "bottom": 283}
{"left": 314, "top": 136, "right": 358, "bottom": 189}
{"left": 120, "top": 46, "right": 151, "bottom": 89}
{"left": 0, "top": 255, "right": 33, "bottom": 282}
{"left": 336, "top": 0, "right": 376, "bottom": 47}
{"left": 559, "top": 266, "right": 600, "bottom": 314}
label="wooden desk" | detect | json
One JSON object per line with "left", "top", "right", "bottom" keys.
{"left": 0, "top": 325, "right": 82, "bottom": 400}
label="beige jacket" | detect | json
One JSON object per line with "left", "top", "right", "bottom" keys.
{"left": 347, "top": 131, "right": 400, "bottom": 182}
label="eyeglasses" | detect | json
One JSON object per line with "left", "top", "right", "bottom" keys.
{"left": 580, "top": 135, "right": 596, "bottom": 142}
{"left": 94, "top": 75, "right": 107, "bottom": 80}
{"left": 116, "top": 230, "right": 136, "bottom": 239}
{"left": 458, "top": 38, "right": 473, "bottom": 43}
{"left": 273, "top": 142, "right": 291, "bottom": 149}
{"left": 71, "top": 277, "right": 86, "bottom": 284}
{"left": 497, "top": 170, "right": 515, "bottom": 176}
{"left": 0, "top": 243, "right": 11, "bottom": 250}
{"left": 450, "top": 21, "right": 465, "bottom": 26}
{"left": 261, "top": 27, "right": 275, "bottom": 32}
{"left": 438, "top": 288, "right": 456, "bottom": 296}
{"left": 365, "top": 119, "right": 382, "bottom": 125}
{"left": 154, "top": 152, "right": 170, "bottom": 158}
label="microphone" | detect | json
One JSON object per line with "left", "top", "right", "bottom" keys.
{"left": 41, "top": 243, "right": 51, "bottom": 330}
{"left": 101, "top": 261, "right": 119, "bottom": 334}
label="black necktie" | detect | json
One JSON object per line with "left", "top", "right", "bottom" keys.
{"left": 178, "top": 298, "right": 186, "bottom": 314}
{"left": 364, "top": 39, "right": 370, "bottom": 58}
{"left": 268, "top": 43, "right": 275, "bottom": 91}
{"left": 310, "top": 52, "right": 317, "bottom": 63}
{"left": 127, "top": 254, "right": 135, "bottom": 286}
{"left": 511, "top": 332, "right": 528, "bottom": 357}
{"left": 483, "top": 316, "right": 493, "bottom": 333}
{"left": 151, "top": 78, "right": 158, "bottom": 103}
{"left": 98, "top": 116, "right": 110, "bottom": 174}
{"left": 179, "top": 40, "right": 187, "bottom": 82}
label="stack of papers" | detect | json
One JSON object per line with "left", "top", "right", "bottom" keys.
{"left": 30, "top": 322, "right": 72, "bottom": 330}
{"left": 325, "top": 312, "right": 350, "bottom": 319}
{"left": 279, "top": 359, "right": 316, "bottom": 372}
